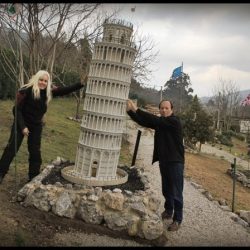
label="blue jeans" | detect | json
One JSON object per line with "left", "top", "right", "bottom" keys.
{"left": 159, "top": 162, "right": 184, "bottom": 223}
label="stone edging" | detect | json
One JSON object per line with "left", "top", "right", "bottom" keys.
{"left": 17, "top": 158, "right": 166, "bottom": 242}
{"left": 226, "top": 168, "right": 250, "bottom": 189}
{"left": 188, "top": 178, "right": 250, "bottom": 227}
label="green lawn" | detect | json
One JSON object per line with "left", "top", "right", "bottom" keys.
{"left": 0, "top": 98, "right": 132, "bottom": 178}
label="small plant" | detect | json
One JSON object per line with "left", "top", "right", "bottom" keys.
{"left": 14, "top": 230, "right": 26, "bottom": 247}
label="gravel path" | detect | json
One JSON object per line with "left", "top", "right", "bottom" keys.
{"left": 53, "top": 119, "right": 250, "bottom": 246}
{"left": 52, "top": 232, "right": 149, "bottom": 247}
{"left": 126, "top": 119, "right": 250, "bottom": 246}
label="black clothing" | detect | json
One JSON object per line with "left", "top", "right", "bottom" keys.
{"left": 0, "top": 123, "right": 42, "bottom": 179}
{"left": 127, "top": 108, "right": 184, "bottom": 164}
{"left": 127, "top": 108, "right": 185, "bottom": 223}
{"left": 14, "top": 83, "right": 83, "bottom": 131}
{"left": 0, "top": 82, "right": 83, "bottom": 180}
{"left": 159, "top": 162, "right": 184, "bottom": 223}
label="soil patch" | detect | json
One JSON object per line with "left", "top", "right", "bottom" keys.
{"left": 185, "top": 152, "right": 250, "bottom": 211}
{"left": 0, "top": 168, "right": 150, "bottom": 247}
{"left": 42, "top": 162, "right": 145, "bottom": 192}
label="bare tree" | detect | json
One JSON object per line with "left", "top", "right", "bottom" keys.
{"left": 131, "top": 25, "right": 159, "bottom": 83}
{"left": 0, "top": 3, "right": 119, "bottom": 119}
{"left": 0, "top": 4, "right": 159, "bottom": 119}
{"left": 211, "top": 78, "right": 241, "bottom": 131}
{"left": 0, "top": 3, "right": 159, "bottom": 84}
{"left": 0, "top": 3, "right": 114, "bottom": 86}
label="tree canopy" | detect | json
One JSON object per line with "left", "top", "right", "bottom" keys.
{"left": 181, "top": 95, "right": 214, "bottom": 151}
{"left": 163, "top": 72, "right": 193, "bottom": 114}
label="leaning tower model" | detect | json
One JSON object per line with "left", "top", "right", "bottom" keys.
{"left": 62, "top": 19, "right": 137, "bottom": 186}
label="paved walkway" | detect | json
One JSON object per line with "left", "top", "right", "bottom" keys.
{"left": 126, "top": 119, "right": 250, "bottom": 246}
{"left": 201, "top": 143, "right": 250, "bottom": 171}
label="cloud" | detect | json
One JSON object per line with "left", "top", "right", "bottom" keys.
{"left": 102, "top": 3, "right": 250, "bottom": 97}
{"left": 191, "top": 65, "right": 250, "bottom": 97}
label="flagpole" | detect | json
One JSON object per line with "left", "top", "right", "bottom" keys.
{"left": 179, "top": 62, "right": 183, "bottom": 113}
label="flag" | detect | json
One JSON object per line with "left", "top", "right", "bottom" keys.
{"left": 241, "top": 94, "right": 250, "bottom": 106}
{"left": 171, "top": 65, "right": 182, "bottom": 79}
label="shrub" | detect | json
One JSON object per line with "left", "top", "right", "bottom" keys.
{"left": 233, "top": 133, "right": 245, "bottom": 141}
{"left": 230, "top": 124, "right": 240, "bottom": 133}
{"left": 217, "top": 134, "right": 233, "bottom": 147}
{"left": 222, "top": 130, "right": 233, "bottom": 139}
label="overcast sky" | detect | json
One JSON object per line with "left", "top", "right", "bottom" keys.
{"left": 101, "top": 3, "right": 250, "bottom": 97}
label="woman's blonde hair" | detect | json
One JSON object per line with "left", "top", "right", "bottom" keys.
{"left": 22, "top": 70, "right": 52, "bottom": 104}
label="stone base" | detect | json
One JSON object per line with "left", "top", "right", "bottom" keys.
{"left": 17, "top": 160, "right": 164, "bottom": 241}
{"left": 61, "top": 166, "right": 128, "bottom": 186}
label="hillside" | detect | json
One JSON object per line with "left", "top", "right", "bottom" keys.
{"left": 130, "top": 79, "right": 161, "bottom": 106}
{"left": 200, "top": 88, "right": 250, "bottom": 104}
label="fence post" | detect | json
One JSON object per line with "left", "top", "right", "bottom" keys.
{"left": 131, "top": 130, "right": 142, "bottom": 167}
{"left": 232, "top": 157, "right": 237, "bottom": 212}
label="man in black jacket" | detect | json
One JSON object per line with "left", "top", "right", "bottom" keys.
{"left": 126, "top": 99, "right": 184, "bottom": 231}
{"left": 0, "top": 70, "right": 86, "bottom": 184}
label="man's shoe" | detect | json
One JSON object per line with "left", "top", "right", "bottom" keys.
{"left": 161, "top": 210, "right": 172, "bottom": 220}
{"left": 167, "top": 221, "right": 181, "bottom": 231}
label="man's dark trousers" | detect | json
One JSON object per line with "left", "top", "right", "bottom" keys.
{"left": 159, "top": 162, "right": 184, "bottom": 223}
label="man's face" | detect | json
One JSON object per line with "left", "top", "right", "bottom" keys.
{"left": 159, "top": 101, "right": 173, "bottom": 117}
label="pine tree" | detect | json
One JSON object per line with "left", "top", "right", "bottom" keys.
{"left": 181, "top": 95, "right": 214, "bottom": 151}
{"left": 163, "top": 72, "right": 193, "bottom": 114}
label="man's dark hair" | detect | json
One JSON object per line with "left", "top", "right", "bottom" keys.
{"left": 158, "top": 100, "right": 173, "bottom": 110}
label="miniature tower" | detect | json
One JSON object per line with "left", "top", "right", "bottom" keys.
{"left": 62, "top": 19, "right": 137, "bottom": 186}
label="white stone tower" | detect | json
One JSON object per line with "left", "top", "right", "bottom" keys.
{"left": 62, "top": 19, "right": 137, "bottom": 186}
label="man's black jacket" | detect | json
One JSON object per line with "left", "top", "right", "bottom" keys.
{"left": 127, "top": 108, "right": 184, "bottom": 165}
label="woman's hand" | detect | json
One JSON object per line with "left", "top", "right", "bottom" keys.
{"left": 126, "top": 99, "right": 138, "bottom": 112}
{"left": 22, "top": 127, "right": 29, "bottom": 136}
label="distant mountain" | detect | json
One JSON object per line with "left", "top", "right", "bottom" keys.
{"left": 199, "top": 96, "right": 211, "bottom": 104}
{"left": 239, "top": 89, "right": 250, "bottom": 99}
{"left": 200, "top": 89, "right": 250, "bottom": 104}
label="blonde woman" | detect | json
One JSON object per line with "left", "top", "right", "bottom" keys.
{"left": 0, "top": 70, "right": 86, "bottom": 183}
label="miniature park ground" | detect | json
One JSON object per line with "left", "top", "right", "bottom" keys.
{"left": 0, "top": 98, "right": 249, "bottom": 246}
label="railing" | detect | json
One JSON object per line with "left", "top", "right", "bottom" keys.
{"left": 103, "top": 18, "right": 133, "bottom": 29}
{"left": 95, "top": 36, "right": 136, "bottom": 49}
